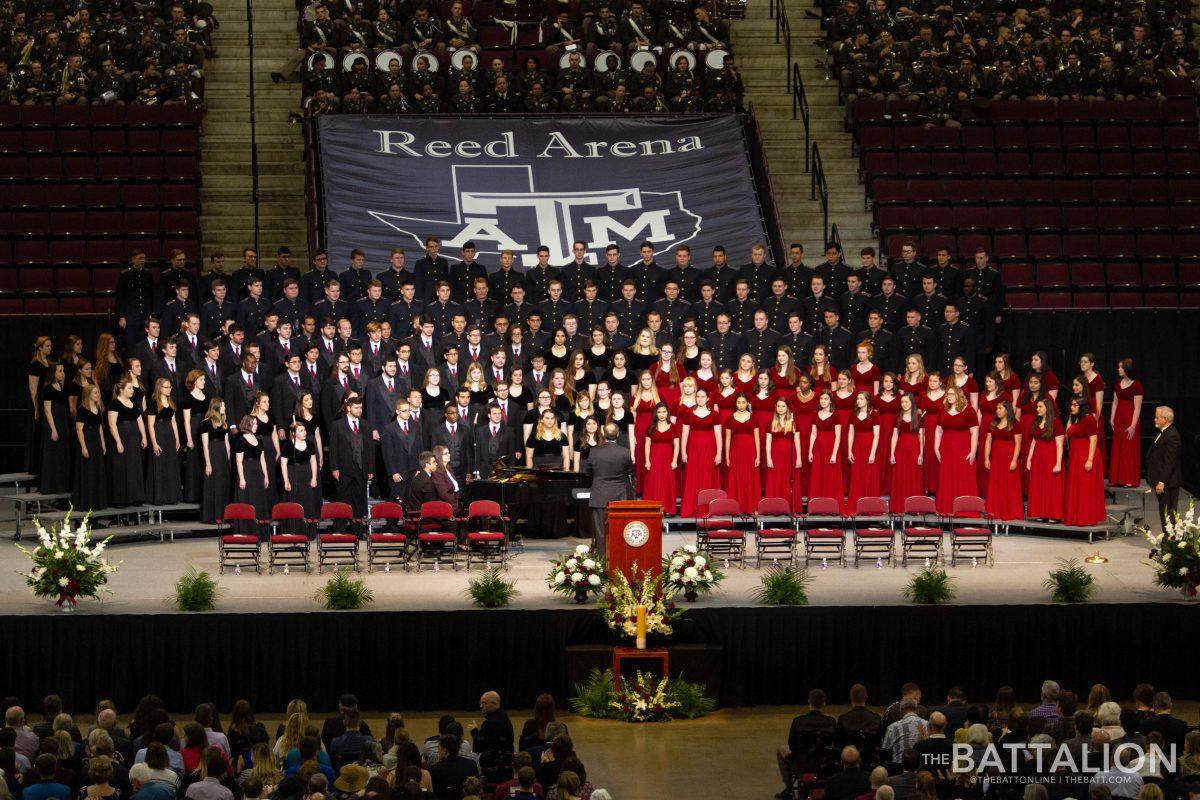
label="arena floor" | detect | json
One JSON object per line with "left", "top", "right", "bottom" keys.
{"left": 0, "top": 525, "right": 1185, "bottom": 615}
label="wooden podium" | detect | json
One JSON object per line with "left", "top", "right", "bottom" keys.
{"left": 605, "top": 500, "right": 664, "bottom": 582}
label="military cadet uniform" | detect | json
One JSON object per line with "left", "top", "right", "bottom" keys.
{"left": 559, "top": 260, "right": 595, "bottom": 304}
{"left": 354, "top": 296, "right": 391, "bottom": 339}
{"left": 705, "top": 329, "right": 746, "bottom": 373}
{"left": 726, "top": 297, "right": 760, "bottom": 334}
{"left": 594, "top": 263, "right": 627, "bottom": 303}
{"left": 237, "top": 294, "right": 272, "bottom": 336}
{"left": 389, "top": 297, "right": 426, "bottom": 335}
{"left": 463, "top": 298, "right": 499, "bottom": 330}
{"left": 426, "top": 299, "right": 463, "bottom": 337}
{"left": 743, "top": 326, "right": 781, "bottom": 370}
{"left": 868, "top": 291, "right": 908, "bottom": 333}
{"left": 160, "top": 296, "right": 197, "bottom": 337}
{"left": 899, "top": 322, "right": 937, "bottom": 371}
{"left": 799, "top": 293, "right": 837, "bottom": 337}
{"left": 157, "top": 266, "right": 195, "bottom": 313}
{"left": 778, "top": 263, "right": 817, "bottom": 298}
{"left": 910, "top": 291, "right": 948, "bottom": 325}
{"left": 302, "top": 267, "right": 335, "bottom": 308}
{"left": 273, "top": 296, "right": 309, "bottom": 331}
{"left": 116, "top": 264, "right": 155, "bottom": 344}
{"left": 702, "top": 265, "right": 739, "bottom": 302}
{"left": 232, "top": 266, "right": 268, "bottom": 297}
{"left": 839, "top": 288, "right": 872, "bottom": 338}
{"left": 956, "top": 292, "right": 993, "bottom": 372}
{"left": 201, "top": 298, "right": 237, "bottom": 340}
{"left": 857, "top": 326, "right": 898, "bottom": 375}
{"left": 524, "top": 265, "right": 561, "bottom": 304}
{"left": 936, "top": 320, "right": 975, "bottom": 375}
{"left": 779, "top": 329, "right": 815, "bottom": 369}
{"left": 265, "top": 265, "right": 301, "bottom": 300}
{"left": 690, "top": 299, "right": 725, "bottom": 337}
{"left": 610, "top": 296, "right": 647, "bottom": 336}
{"left": 572, "top": 298, "right": 608, "bottom": 333}
{"left": 312, "top": 298, "right": 352, "bottom": 325}
{"left": 627, "top": 262, "right": 659, "bottom": 301}
{"left": 652, "top": 297, "right": 691, "bottom": 337}
{"left": 662, "top": 266, "right": 701, "bottom": 303}
{"left": 817, "top": 323, "right": 855, "bottom": 371}
{"left": 738, "top": 260, "right": 776, "bottom": 301}
{"left": 449, "top": 260, "right": 487, "bottom": 304}
{"left": 338, "top": 266, "right": 372, "bottom": 303}
{"left": 538, "top": 297, "right": 572, "bottom": 331}
{"left": 487, "top": 268, "right": 524, "bottom": 304}
{"left": 761, "top": 293, "right": 801, "bottom": 333}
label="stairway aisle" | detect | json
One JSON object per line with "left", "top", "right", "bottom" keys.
{"left": 199, "top": 6, "right": 309, "bottom": 264}
{"left": 732, "top": 0, "right": 875, "bottom": 259}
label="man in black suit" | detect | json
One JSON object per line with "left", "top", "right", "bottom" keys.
{"left": 473, "top": 402, "right": 516, "bottom": 479}
{"left": 1140, "top": 692, "right": 1189, "bottom": 748}
{"left": 409, "top": 450, "right": 439, "bottom": 506}
{"left": 380, "top": 399, "right": 420, "bottom": 502}
{"left": 429, "top": 734, "right": 480, "bottom": 800}
{"left": 330, "top": 396, "right": 372, "bottom": 533}
{"left": 222, "top": 353, "right": 262, "bottom": 428}
{"left": 1146, "top": 406, "right": 1182, "bottom": 530}
{"left": 130, "top": 317, "right": 163, "bottom": 371}
{"left": 410, "top": 316, "right": 440, "bottom": 375}
{"left": 859, "top": 311, "right": 898, "bottom": 375}
{"left": 777, "top": 689, "right": 838, "bottom": 796}
{"left": 198, "top": 341, "right": 224, "bottom": 399}
{"left": 582, "top": 424, "right": 634, "bottom": 551}
{"left": 823, "top": 747, "right": 871, "bottom": 800}
{"left": 321, "top": 353, "right": 352, "bottom": 428}
{"left": 430, "top": 405, "right": 472, "bottom": 477}
{"left": 364, "top": 357, "right": 403, "bottom": 432}
{"left": 817, "top": 309, "right": 855, "bottom": 371}
{"left": 935, "top": 302, "right": 975, "bottom": 375}
{"left": 152, "top": 337, "right": 186, "bottom": 405}
{"left": 177, "top": 314, "right": 205, "bottom": 373}
{"left": 912, "top": 711, "right": 952, "bottom": 774}
{"left": 271, "top": 353, "right": 306, "bottom": 432}
{"left": 931, "top": 687, "right": 971, "bottom": 735}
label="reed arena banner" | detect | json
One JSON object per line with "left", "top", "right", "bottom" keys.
{"left": 316, "top": 114, "right": 770, "bottom": 268}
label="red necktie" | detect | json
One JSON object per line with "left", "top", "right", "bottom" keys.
{"left": 491, "top": 425, "right": 498, "bottom": 437}
{"left": 401, "top": 421, "right": 408, "bottom": 434}
{"left": 341, "top": 376, "right": 347, "bottom": 388}
{"left": 386, "top": 379, "right": 393, "bottom": 392}
{"left": 209, "top": 363, "right": 216, "bottom": 379}
{"left": 514, "top": 347, "right": 520, "bottom": 358}
{"left": 353, "top": 367, "right": 360, "bottom": 381}
{"left": 500, "top": 403, "right": 507, "bottom": 421}
{"left": 351, "top": 420, "right": 359, "bottom": 435}
{"left": 282, "top": 341, "right": 288, "bottom": 353}
{"left": 401, "top": 364, "right": 408, "bottom": 375}
{"left": 495, "top": 369, "right": 502, "bottom": 380}
{"left": 471, "top": 348, "right": 478, "bottom": 360}
{"left": 449, "top": 423, "right": 456, "bottom": 435}
{"left": 233, "top": 346, "right": 240, "bottom": 357}
{"left": 245, "top": 374, "right": 252, "bottom": 388}
{"left": 293, "top": 375, "right": 300, "bottom": 388}
{"left": 169, "top": 362, "right": 175, "bottom": 374}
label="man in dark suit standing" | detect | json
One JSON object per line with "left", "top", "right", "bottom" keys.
{"left": 223, "top": 353, "right": 262, "bottom": 429}
{"left": 380, "top": 399, "right": 420, "bottom": 502}
{"left": 364, "top": 357, "right": 403, "bottom": 433}
{"left": 130, "top": 317, "right": 163, "bottom": 370}
{"left": 473, "top": 402, "right": 516, "bottom": 479}
{"left": 270, "top": 353, "right": 306, "bottom": 432}
{"left": 582, "top": 424, "right": 635, "bottom": 551}
{"left": 1146, "top": 406, "right": 1182, "bottom": 530}
{"left": 330, "top": 396, "right": 372, "bottom": 533}
{"left": 430, "top": 405, "right": 472, "bottom": 477}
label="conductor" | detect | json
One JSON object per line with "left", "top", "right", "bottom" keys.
{"left": 583, "top": 423, "right": 635, "bottom": 551}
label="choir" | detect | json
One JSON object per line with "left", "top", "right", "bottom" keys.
{"left": 25, "top": 241, "right": 1150, "bottom": 532}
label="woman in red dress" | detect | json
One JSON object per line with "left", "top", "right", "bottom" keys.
{"left": 874, "top": 373, "right": 900, "bottom": 491}
{"left": 771, "top": 346, "right": 800, "bottom": 402}
{"left": 674, "top": 376, "right": 699, "bottom": 497}
{"left": 890, "top": 392, "right": 924, "bottom": 504}
{"left": 714, "top": 369, "right": 738, "bottom": 419}
{"left": 847, "top": 391, "right": 882, "bottom": 511}
{"left": 851, "top": 343, "right": 881, "bottom": 395}
{"left": 1025, "top": 397, "right": 1065, "bottom": 521}
{"left": 679, "top": 387, "right": 722, "bottom": 518}
{"left": 631, "top": 370, "right": 661, "bottom": 494}
{"left": 750, "top": 371, "right": 777, "bottom": 484}
{"left": 765, "top": 398, "right": 801, "bottom": 507}
{"left": 1029, "top": 351, "right": 1060, "bottom": 402}
{"left": 934, "top": 385, "right": 980, "bottom": 513}
{"left": 642, "top": 402, "right": 680, "bottom": 515}
{"left": 976, "top": 373, "right": 1004, "bottom": 495}
{"left": 1108, "top": 357, "right": 1144, "bottom": 487}
{"left": 918, "top": 372, "right": 946, "bottom": 494}
{"left": 900, "top": 354, "right": 928, "bottom": 397}
{"left": 1064, "top": 396, "right": 1105, "bottom": 526}
{"left": 1079, "top": 353, "right": 1106, "bottom": 477}
{"left": 833, "top": 370, "right": 856, "bottom": 485}
{"left": 650, "top": 343, "right": 685, "bottom": 410}
{"left": 1016, "top": 373, "right": 1045, "bottom": 494}
{"left": 808, "top": 390, "right": 844, "bottom": 505}
{"left": 808, "top": 345, "right": 835, "bottom": 393}
{"left": 691, "top": 350, "right": 719, "bottom": 397}
{"left": 790, "top": 374, "right": 819, "bottom": 510}
{"left": 993, "top": 353, "right": 1022, "bottom": 404}
{"left": 984, "top": 400, "right": 1024, "bottom": 521}
{"left": 733, "top": 353, "right": 758, "bottom": 397}
{"left": 724, "top": 393, "right": 762, "bottom": 512}
{"left": 950, "top": 356, "right": 979, "bottom": 410}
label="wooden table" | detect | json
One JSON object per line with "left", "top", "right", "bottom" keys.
{"left": 611, "top": 646, "right": 669, "bottom": 686}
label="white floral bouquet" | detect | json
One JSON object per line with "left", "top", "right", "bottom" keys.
{"left": 16, "top": 513, "right": 119, "bottom": 609}
{"left": 663, "top": 544, "right": 724, "bottom": 601}
{"left": 598, "top": 565, "right": 682, "bottom": 637}
{"left": 611, "top": 670, "right": 679, "bottom": 722}
{"left": 1145, "top": 504, "right": 1200, "bottom": 597}
{"left": 547, "top": 543, "right": 608, "bottom": 602}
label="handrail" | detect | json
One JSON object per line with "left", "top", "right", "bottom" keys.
{"left": 246, "top": 0, "right": 260, "bottom": 255}
{"left": 811, "top": 141, "right": 829, "bottom": 245}
{"left": 791, "top": 61, "right": 809, "bottom": 171}
{"left": 830, "top": 222, "right": 841, "bottom": 247}
{"left": 777, "top": 4, "right": 792, "bottom": 92}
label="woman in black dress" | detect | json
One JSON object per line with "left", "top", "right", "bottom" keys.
{"left": 250, "top": 391, "right": 279, "bottom": 509}
{"left": 572, "top": 415, "right": 601, "bottom": 472}
{"left": 60, "top": 335, "right": 84, "bottom": 386}
{"left": 549, "top": 369, "right": 573, "bottom": 415}
{"left": 544, "top": 329, "right": 571, "bottom": 371}
{"left": 67, "top": 361, "right": 95, "bottom": 420}
{"left": 93, "top": 332, "right": 124, "bottom": 399}
{"left": 585, "top": 328, "right": 611, "bottom": 376}
{"left": 291, "top": 391, "right": 324, "bottom": 471}
{"left": 607, "top": 390, "right": 636, "bottom": 458}
{"left": 72, "top": 385, "right": 108, "bottom": 512}
{"left": 107, "top": 380, "right": 147, "bottom": 506}
{"left": 524, "top": 409, "right": 571, "bottom": 537}
{"left": 28, "top": 336, "right": 53, "bottom": 475}
{"left": 200, "top": 398, "right": 231, "bottom": 523}
{"left": 508, "top": 367, "right": 531, "bottom": 409}
{"left": 601, "top": 350, "right": 636, "bottom": 398}
{"left": 280, "top": 423, "right": 320, "bottom": 530}
{"left": 146, "top": 377, "right": 182, "bottom": 505}
{"left": 125, "top": 357, "right": 148, "bottom": 412}
{"left": 566, "top": 350, "right": 595, "bottom": 400}
{"left": 39, "top": 363, "right": 71, "bottom": 494}
{"left": 523, "top": 390, "right": 563, "bottom": 443}
{"left": 234, "top": 415, "right": 270, "bottom": 528}
{"left": 420, "top": 368, "right": 449, "bottom": 412}
{"left": 180, "top": 370, "right": 209, "bottom": 504}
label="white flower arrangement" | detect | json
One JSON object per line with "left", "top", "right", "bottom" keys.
{"left": 1145, "top": 504, "right": 1200, "bottom": 597}
{"left": 598, "top": 566, "right": 681, "bottom": 637}
{"left": 16, "top": 512, "right": 119, "bottom": 609}
{"left": 547, "top": 544, "right": 607, "bottom": 600}
{"left": 662, "top": 545, "right": 724, "bottom": 599}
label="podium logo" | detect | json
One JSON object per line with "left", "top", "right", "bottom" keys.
{"left": 368, "top": 165, "right": 701, "bottom": 266}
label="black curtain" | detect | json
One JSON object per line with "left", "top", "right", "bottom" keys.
{"left": 2, "top": 604, "right": 1198, "bottom": 712}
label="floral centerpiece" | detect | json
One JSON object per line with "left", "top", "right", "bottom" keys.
{"left": 598, "top": 565, "right": 682, "bottom": 637}
{"left": 547, "top": 543, "right": 607, "bottom": 603}
{"left": 663, "top": 544, "right": 724, "bottom": 602}
{"left": 611, "top": 671, "right": 678, "bottom": 722}
{"left": 1146, "top": 505, "right": 1200, "bottom": 597}
{"left": 16, "top": 515, "right": 118, "bottom": 610}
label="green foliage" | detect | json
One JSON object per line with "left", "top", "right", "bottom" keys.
{"left": 316, "top": 568, "right": 374, "bottom": 610}
{"left": 569, "top": 668, "right": 616, "bottom": 718}
{"left": 465, "top": 567, "right": 519, "bottom": 608}
{"left": 753, "top": 565, "right": 812, "bottom": 606}
{"left": 1043, "top": 558, "right": 1096, "bottom": 603}
{"left": 172, "top": 566, "right": 220, "bottom": 611}
{"left": 903, "top": 567, "right": 957, "bottom": 605}
{"left": 666, "top": 676, "right": 717, "bottom": 719}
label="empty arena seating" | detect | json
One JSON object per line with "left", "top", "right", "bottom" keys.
{"left": 854, "top": 97, "right": 1200, "bottom": 309}
{"left": 0, "top": 104, "right": 203, "bottom": 316}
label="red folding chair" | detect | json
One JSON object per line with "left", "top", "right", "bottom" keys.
{"left": 947, "top": 495, "right": 993, "bottom": 566}
{"left": 803, "top": 497, "right": 846, "bottom": 567}
{"left": 852, "top": 496, "right": 894, "bottom": 566}
{"left": 317, "top": 502, "right": 359, "bottom": 572}
{"left": 755, "top": 497, "right": 796, "bottom": 567}
{"left": 218, "top": 503, "right": 261, "bottom": 573}
{"left": 416, "top": 500, "right": 458, "bottom": 571}
{"left": 268, "top": 502, "right": 311, "bottom": 574}
{"left": 704, "top": 498, "right": 746, "bottom": 568}
{"left": 693, "top": 488, "right": 729, "bottom": 549}
{"left": 900, "top": 495, "right": 943, "bottom": 566}
{"left": 367, "top": 501, "right": 409, "bottom": 572}
{"left": 463, "top": 499, "right": 509, "bottom": 569}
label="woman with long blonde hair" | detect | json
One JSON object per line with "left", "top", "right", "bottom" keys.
{"left": 72, "top": 384, "right": 108, "bottom": 511}
{"left": 146, "top": 377, "right": 182, "bottom": 504}
{"left": 900, "top": 354, "right": 928, "bottom": 396}
{"left": 847, "top": 391, "right": 881, "bottom": 510}
{"left": 764, "top": 398, "right": 801, "bottom": 506}
{"left": 934, "top": 384, "right": 979, "bottom": 514}
{"left": 108, "top": 379, "right": 147, "bottom": 506}
{"left": 631, "top": 370, "right": 661, "bottom": 494}
{"left": 200, "top": 398, "right": 231, "bottom": 523}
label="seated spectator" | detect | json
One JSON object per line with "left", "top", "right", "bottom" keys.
{"left": 545, "top": 757, "right": 592, "bottom": 800}
{"left": 776, "top": 690, "right": 838, "bottom": 797}
{"left": 1089, "top": 739, "right": 1143, "bottom": 799}
{"left": 321, "top": 697, "right": 370, "bottom": 754}
{"left": 134, "top": 725, "right": 185, "bottom": 775}
{"left": 1139, "top": 692, "right": 1189, "bottom": 748}
{"left": 1115, "top": 711, "right": 1146, "bottom": 749}
{"left": 236, "top": 744, "right": 280, "bottom": 794}
{"left": 283, "top": 739, "right": 335, "bottom": 783}
{"left": 81, "top": 755, "right": 122, "bottom": 800}
{"left": 424, "top": 722, "right": 475, "bottom": 769}
{"left": 881, "top": 685, "right": 927, "bottom": 728}
{"left": 384, "top": 744, "right": 431, "bottom": 794}
{"left": 836, "top": 685, "right": 882, "bottom": 745}
{"left": 552, "top": 771, "right": 582, "bottom": 800}
{"left": 1028, "top": 681, "right": 1062, "bottom": 726}
{"left": 886, "top": 751, "right": 922, "bottom": 800}
{"left": 329, "top": 765, "right": 368, "bottom": 800}
{"left": 825, "top": 747, "right": 871, "bottom": 800}
{"left": 428, "top": 735, "right": 479, "bottom": 800}
{"left": 83, "top": 731, "right": 131, "bottom": 796}
{"left": 857, "top": 767, "right": 888, "bottom": 800}
{"left": 882, "top": 700, "right": 928, "bottom": 763}
{"left": 913, "top": 713, "right": 952, "bottom": 774}
{"left": 329, "top": 711, "right": 371, "bottom": 770}
{"left": 931, "top": 688, "right": 970, "bottom": 735}
{"left": 470, "top": 692, "right": 514, "bottom": 755}
{"left": 24, "top": 754, "right": 72, "bottom": 800}
{"left": 535, "top": 735, "right": 574, "bottom": 792}
{"left": 1096, "top": 702, "right": 1126, "bottom": 741}
{"left": 519, "top": 695, "right": 566, "bottom": 752}
{"left": 180, "top": 725, "right": 208, "bottom": 774}
{"left": 128, "top": 744, "right": 181, "bottom": 794}
{"left": 493, "top": 757, "right": 544, "bottom": 800}
{"left": 240, "top": 778, "right": 262, "bottom": 800}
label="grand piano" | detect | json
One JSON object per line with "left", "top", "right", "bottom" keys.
{"left": 464, "top": 462, "right": 591, "bottom": 539}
